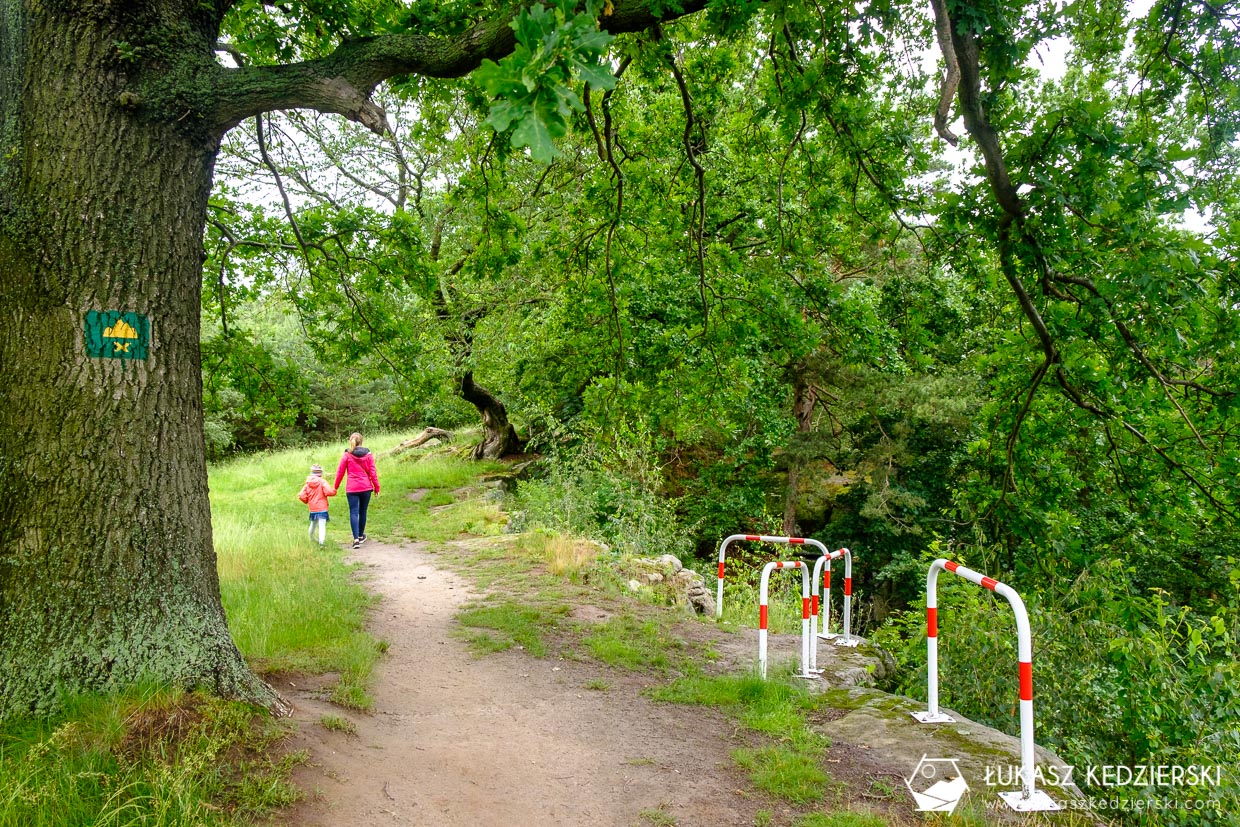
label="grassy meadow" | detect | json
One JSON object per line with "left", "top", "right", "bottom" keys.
{"left": 212, "top": 438, "right": 387, "bottom": 709}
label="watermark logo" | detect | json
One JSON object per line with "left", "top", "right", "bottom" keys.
{"left": 905, "top": 755, "right": 970, "bottom": 814}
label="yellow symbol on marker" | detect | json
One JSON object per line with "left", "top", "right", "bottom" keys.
{"left": 103, "top": 319, "right": 139, "bottom": 339}
{"left": 86, "top": 311, "right": 148, "bottom": 360}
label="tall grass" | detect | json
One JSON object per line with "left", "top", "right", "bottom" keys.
{"left": 508, "top": 433, "right": 695, "bottom": 560}
{"left": 719, "top": 565, "right": 826, "bottom": 635}
{"left": 651, "top": 673, "right": 834, "bottom": 804}
{"left": 0, "top": 688, "right": 298, "bottom": 827}
{"left": 212, "top": 433, "right": 505, "bottom": 703}
{"left": 211, "top": 439, "right": 398, "bottom": 708}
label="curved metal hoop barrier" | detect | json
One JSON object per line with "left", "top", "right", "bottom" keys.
{"left": 811, "top": 548, "right": 856, "bottom": 649}
{"left": 716, "top": 534, "right": 828, "bottom": 619}
{"left": 757, "top": 561, "right": 814, "bottom": 680}
{"left": 911, "top": 559, "right": 1061, "bottom": 813}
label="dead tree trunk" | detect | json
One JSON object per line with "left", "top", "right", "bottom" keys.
{"left": 386, "top": 427, "right": 453, "bottom": 456}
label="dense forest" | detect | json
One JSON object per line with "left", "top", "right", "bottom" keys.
{"left": 197, "top": 0, "right": 1240, "bottom": 818}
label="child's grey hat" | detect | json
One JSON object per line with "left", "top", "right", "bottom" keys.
{"left": 310, "top": 464, "right": 323, "bottom": 475}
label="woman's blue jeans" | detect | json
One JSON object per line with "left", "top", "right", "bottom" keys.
{"left": 347, "top": 490, "right": 372, "bottom": 539}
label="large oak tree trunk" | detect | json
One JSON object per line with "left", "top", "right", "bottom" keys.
{"left": 0, "top": 6, "right": 279, "bottom": 716}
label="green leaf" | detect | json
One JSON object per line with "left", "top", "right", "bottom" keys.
{"left": 474, "top": 59, "right": 525, "bottom": 98}
{"left": 485, "top": 99, "right": 522, "bottom": 133}
{"left": 575, "top": 60, "right": 617, "bottom": 91}
{"left": 512, "top": 111, "right": 556, "bottom": 163}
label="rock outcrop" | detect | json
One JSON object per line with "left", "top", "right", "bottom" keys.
{"left": 623, "top": 554, "right": 716, "bottom": 616}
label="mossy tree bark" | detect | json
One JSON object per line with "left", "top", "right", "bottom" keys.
{"left": 0, "top": 2, "right": 285, "bottom": 717}
{"left": 0, "top": 0, "right": 703, "bottom": 719}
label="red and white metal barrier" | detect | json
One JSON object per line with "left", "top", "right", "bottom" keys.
{"left": 757, "top": 561, "right": 814, "bottom": 680}
{"left": 811, "top": 548, "right": 856, "bottom": 649}
{"left": 911, "top": 559, "right": 1060, "bottom": 813}
{"left": 808, "top": 549, "right": 852, "bottom": 671}
{"left": 716, "top": 534, "right": 829, "bottom": 619}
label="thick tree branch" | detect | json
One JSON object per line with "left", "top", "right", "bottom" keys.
{"left": 595, "top": 57, "right": 631, "bottom": 381}
{"left": 661, "top": 32, "right": 710, "bottom": 330}
{"left": 944, "top": 7, "right": 1233, "bottom": 516}
{"left": 207, "top": 0, "right": 708, "bottom": 137}
{"left": 950, "top": 25, "right": 1020, "bottom": 215}
{"left": 928, "top": 0, "right": 960, "bottom": 145}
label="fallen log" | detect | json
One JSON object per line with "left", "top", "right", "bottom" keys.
{"left": 387, "top": 427, "right": 453, "bottom": 456}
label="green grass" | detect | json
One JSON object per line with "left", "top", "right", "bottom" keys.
{"left": 734, "top": 745, "right": 829, "bottom": 804}
{"left": 639, "top": 804, "right": 678, "bottom": 825}
{"left": 0, "top": 433, "right": 511, "bottom": 827}
{"left": 318, "top": 715, "right": 357, "bottom": 735}
{"left": 0, "top": 688, "right": 300, "bottom": 827}
{"left": 651, "top": 673, "right": 835, "bottom": 805}
{"left": 211, "top": 439, "right": 411, "bottom": 709}
{"left": 396, "top": 495, "right": 508, "bottom": 542}
{"left": 197, "top": 436, "right": 882, "bottom": 825}
{"left": 719, "top": 572, "right": 826, "bottom": 634}
{"left": 209, "top": 433, "right": 501, "bottom": 705}
{"left": 579, "top": 614, "right": 685, "bottom": 671}
{"left": 361, "top": 449, "right": 506, "bottom": 542}
{"left": 792, "top": 812, "right": 890, "bottom": 827}
{"left": 456, "top": 602, "right": 569, "bottom": 656}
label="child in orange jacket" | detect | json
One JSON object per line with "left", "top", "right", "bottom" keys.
{"left": 298, "top": 464, "right": 337, "bottom": 545}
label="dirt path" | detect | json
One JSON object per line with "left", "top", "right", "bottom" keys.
{"left": 278, "top": 540, "right": 772, "bottom": 827}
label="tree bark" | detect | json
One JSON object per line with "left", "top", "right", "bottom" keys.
{"left": 459, "top": 372, "right": 522, "bottom": 460}
{"left": 206, "top": 0, "right": 710, "bottom": 135}
{"left": 781, "top": 371, "right": 816, "bottom": 536}
{"left": 387, "top": 427, "right": 453, "bottom": 455}
{"left": 0, "top": 3, "right": 283, "bottom": 717}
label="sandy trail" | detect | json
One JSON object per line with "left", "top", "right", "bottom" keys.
{"left": 278, "top": 540, "right": 765, "bottom": 827}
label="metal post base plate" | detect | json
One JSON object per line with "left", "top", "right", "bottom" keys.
{"left": 818, "top": 632, "right": 839, "bottom": 640}
{"left": 998, "top": 789, "right": 1061, "bottom": 812}
{"left": 911, "top": 710, "right": 955, "bottom": 723}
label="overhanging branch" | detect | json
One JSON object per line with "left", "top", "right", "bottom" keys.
{"left": 207, "top": 0, "right": 709, "bottom": 137}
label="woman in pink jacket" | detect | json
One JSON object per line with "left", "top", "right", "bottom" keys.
{"left": 334, "top": 432, "right": 380, "bottom": 549}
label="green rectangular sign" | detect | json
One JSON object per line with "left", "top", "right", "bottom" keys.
{"left": 85, "top": 311, "right": 149, "bottom": 360}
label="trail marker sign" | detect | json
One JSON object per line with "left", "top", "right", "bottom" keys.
{"left": 85, "top": 311, "right": 149, "bottom": 360}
